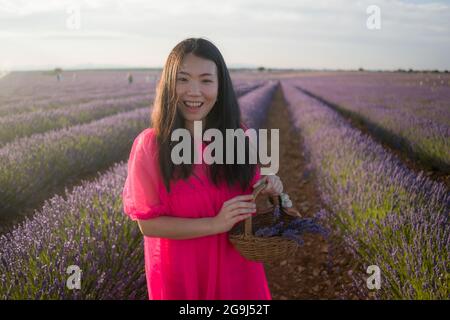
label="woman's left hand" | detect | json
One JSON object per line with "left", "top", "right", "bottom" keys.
{"left": 252, "top": 175, "right": 283, "bottom": 196}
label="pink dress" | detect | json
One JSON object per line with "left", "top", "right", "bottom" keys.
{"left": 122, "top": 128, "right": 272, "bottom": 300}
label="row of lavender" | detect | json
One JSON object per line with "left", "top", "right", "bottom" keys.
{"left": 0, "top": 94, "right": 153, "bottom": 147}
{"left": 292, "top": 73, "right": 450, "bottom": 127}
{"left": 0, "top": 81, "right": 277, "bottom": 299}
{"left": 0, "top": 89, "right": 153, "bottom": 118}
{"left": 281, "top": 80, "right": 449, "bottom": 299}
{"left": 233, "top": 81, "right": 265, "bottom": 99}
{"left": 239, "top": 80, "right": 277, "bottom": 128}
{"left": 0, "top": 162, "right": 148, "bottom": 299}
{"left": 292, "top": 73, "right": 450, "bottom": 173}
{"left": 0, "top": 107, "right": 152, "bottom": 219}
{"left": 0, "top": 71, "right": 157, "bottom": 109}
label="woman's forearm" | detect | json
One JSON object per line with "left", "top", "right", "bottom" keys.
{"left": 137, "top": 216, "right": 218, "bottom": 240}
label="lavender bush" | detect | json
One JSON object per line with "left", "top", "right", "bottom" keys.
{"left": 239, "top": 80, "right": 278, "bottom": 128}
{"left": 0, "top": 162, "right": 147, "bottom": 299}
{"left": 233, "top": 81, "right": 264, "bottom": 97}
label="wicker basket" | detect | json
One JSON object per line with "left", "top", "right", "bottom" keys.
{"left": 228, "top": 182, "right": 303, "bottom": 263}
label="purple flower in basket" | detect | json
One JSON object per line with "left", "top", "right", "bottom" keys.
{"left": 255, "top": 226, "right": 279, "bottom": 237}
{"left": 273, "top": 205, "right": 281, "bottom": 219}
{"left": 287, "top": 217, "right": 329, "bottom": 238}
{"left": 255, "top": 221, "right": 285, "bottom": 237}
{"left": 282, "top": 229, "right": 305, "bottom": 246}
{"left": 273, "top": 221, "right": 284, "bottom": 230}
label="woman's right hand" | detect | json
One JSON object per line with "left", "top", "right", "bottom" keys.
{"left": 212, "top": 194, "right": 256, "bottom": 234}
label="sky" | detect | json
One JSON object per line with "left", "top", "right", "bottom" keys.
{"left": 0, "top": 0, "right": 449, "bottom": 71}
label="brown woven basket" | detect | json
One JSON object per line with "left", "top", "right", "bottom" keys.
{"left": 228, "top": 182, "right": 303, "bottom": 263}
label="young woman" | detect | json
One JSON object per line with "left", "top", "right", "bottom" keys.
{"left": 122, "top": 38, "right": 284, "bottom": 300}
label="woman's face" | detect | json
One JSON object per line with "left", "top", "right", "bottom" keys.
{"left": 176, "top": 53, "right": 219, "bottom": 130}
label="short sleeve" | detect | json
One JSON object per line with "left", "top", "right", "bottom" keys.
{"left": 122, "top": 128, "right": 168, "bottom": 221}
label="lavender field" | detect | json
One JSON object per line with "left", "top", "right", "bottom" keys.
{"left": 292, "top": 73, "right": 450, "bottom": 173}
{"left": 0, "top": 70, "right": 448, "bottom": 300}
{"left": 282, "top": 80, "right": 449, "bottom": 299}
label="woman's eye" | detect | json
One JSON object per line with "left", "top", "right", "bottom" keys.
{"left": 177, "top": 77, "right": 212, "bottom": 83}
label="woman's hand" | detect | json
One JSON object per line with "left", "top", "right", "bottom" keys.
{"left": 212, "top": 194, "right": 256, "bottom": 234}
{"left": 252, "top": 175, "right": 283, "bottom": 196}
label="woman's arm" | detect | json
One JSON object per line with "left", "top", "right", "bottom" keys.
{"left": 137, "top": 216, "right": 217, "bottom": 240}
{"left": 136, "top": 194, "right": 256, "bottom": 240}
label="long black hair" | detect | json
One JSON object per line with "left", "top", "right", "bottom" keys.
{"left": 151, "top": 37, "right": 257, "bottom": 193}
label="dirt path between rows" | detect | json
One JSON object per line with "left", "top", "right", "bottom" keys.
{"left": 261, "top": 85, "right": 366, "bottom": 299}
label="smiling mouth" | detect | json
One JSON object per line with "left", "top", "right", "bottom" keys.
{"left": 183, "top": 101, "right": 204, "bottom": 108}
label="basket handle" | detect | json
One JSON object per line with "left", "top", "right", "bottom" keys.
{"left": 244, "top": 182, "right": 281, "bottom": 237}
{"left": 244, "top": 182, "right": 265, "bottom": 237}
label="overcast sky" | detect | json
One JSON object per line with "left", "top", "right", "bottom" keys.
{"left": 1, "top": 0, "right": 449, "bottom": 71}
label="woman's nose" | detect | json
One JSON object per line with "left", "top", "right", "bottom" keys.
{"left": 187, "top": 81, "right": 201, "bottom": 95}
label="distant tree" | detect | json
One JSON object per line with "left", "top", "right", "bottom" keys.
{"left": 358, "top": 67, "right": 364, "bottom": 72}
{"left": 257, "top": 66, "right": 265, "bottom": 72}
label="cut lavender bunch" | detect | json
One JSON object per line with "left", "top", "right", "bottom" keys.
{"left": 273, "top": 205, "right": 281, "bottom": 220}
{"left": 254, "top": 226, "right": 279, "bottom": 237}
{"left": 287, "top": 217, "right": 330, "bottom": 238}
{"left": 253, "top": 214, "right": 328, "bottom": 247}
{"left": 281, "top": 229, "right": 305, "bottom": 246}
